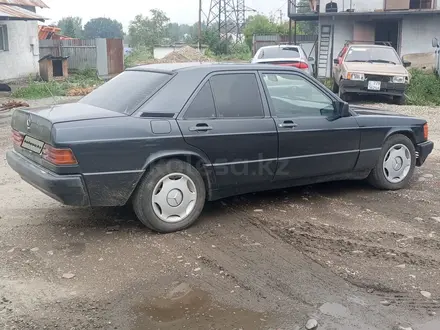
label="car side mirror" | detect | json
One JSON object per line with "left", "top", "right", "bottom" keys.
{"left": 333, "top": 58, "right": 339, "bottom": 64}
{"left": 333, "top": 100, "right": 350, "bottom": 116}
{"left": 308, "top": 56, "right": 315, "bottom": 62}
{"left": 432, "top": 37, "right": 439, "bottom": 48}
{"left": 403, "top": 60, "right": 411, "bottom": 67}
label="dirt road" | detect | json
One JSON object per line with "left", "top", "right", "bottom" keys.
{"left": 1, "top": 102, "right": 440, "bottom": 330}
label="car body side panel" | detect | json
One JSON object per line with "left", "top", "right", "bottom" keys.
{"left": 53, "top": 117, "right": 214, "bottom": 206}
{"left": 352, "top": 111, "right": 427, "bottom": 171}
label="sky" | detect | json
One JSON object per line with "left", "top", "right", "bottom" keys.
{"left": 38, "top": 0, "right": 288, "bottom": 31}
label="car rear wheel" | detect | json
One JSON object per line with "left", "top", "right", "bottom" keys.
{"left": 133, "top": 159, "right": 206, "bottom": 233}
{"left": 367, "top": 134, "right": 416, "bottom": 190}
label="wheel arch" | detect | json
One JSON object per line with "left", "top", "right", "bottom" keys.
{"left": 384, "top": 128, "right": 417, "bottom": 147}
{"left": 127, "top": 151, "right": 216, "bottom": 204}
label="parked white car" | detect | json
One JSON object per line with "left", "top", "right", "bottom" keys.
{"left": 251, "top": 45, "right": 314, "bottom": 75}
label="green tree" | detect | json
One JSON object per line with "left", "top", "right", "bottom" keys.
{"left": 57, "top": 16, "right": 83, "bottom": 38}
{"left": 84, "top": 18, "right": 124, "bottom": 39}
{"left": 128, "top": 9, "right": 170, "bottom": 52}
{"left": 296, "top": 0, "right": 318, "bottom": 35}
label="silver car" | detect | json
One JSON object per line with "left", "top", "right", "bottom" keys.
{"left": 251, "top": 44, "right": 314, "bottom": 75}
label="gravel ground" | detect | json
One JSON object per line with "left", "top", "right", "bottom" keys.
{"left": 1, "top": 99, "right": 440, "bottom": 330}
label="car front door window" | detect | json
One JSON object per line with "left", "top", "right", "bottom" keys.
{"left": 261, "top": 73, "right": 335, "bottom": 118}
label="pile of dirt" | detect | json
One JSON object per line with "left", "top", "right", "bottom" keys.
{"left": 66, "top": 86, "right": 96, "bottom": 96}
{"left": 158, "top": 46, "right": 214, "bottom": 63}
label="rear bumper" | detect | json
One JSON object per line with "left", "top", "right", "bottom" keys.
{"left": 340, "top": 80, "right": 407, "bottom": 97}
{"left": 6, "top": 150, "right": 90, "bottom": 206}
{"left": 416, "top": 140, "right": 434, "bottom": 166}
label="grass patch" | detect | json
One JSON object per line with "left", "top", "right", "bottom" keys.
{"left": 12, "top": 69, "right": 103, "bottom": 100}
{"left": 124, "top": 46, "right": 154, "bottom": 68}
{"left": 406, "top": 69, "right": 440, "bottom": 106}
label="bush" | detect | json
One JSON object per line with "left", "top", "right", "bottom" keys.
{"left": 406, "top": 69, "right": 440, "bottom": 106}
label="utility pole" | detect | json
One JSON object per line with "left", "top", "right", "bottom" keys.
{"left": 198, "top": 0, "right": 202, "bottom": 51}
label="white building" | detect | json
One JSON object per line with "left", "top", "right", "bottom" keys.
{"left": 289, "top": 0, "right": 440, "bottom": 77}
{"left": 0, "top": 0, "right": 47, "bottom": 81}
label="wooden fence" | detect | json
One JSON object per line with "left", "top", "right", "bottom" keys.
{"left": 39, "top": 38, "right": 124, "bottom": 76}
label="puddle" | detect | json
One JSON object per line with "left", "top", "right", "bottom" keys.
{"left": 132, "top": 282, "right": 271, "bottom": 330}
{"left": 319, "top": 302, "right": 350, "bottom": 318}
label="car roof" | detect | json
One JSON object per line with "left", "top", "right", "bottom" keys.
{"left": 346, "top": 44, "right": 393, "bottom": 49}
{"left": 127, "top": 62, "right": 304, "bottom": 73}
{"left": 259, "top": 44, "right": 300, "bottom": 49}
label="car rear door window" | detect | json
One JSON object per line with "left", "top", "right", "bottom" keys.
{"left": 209, "top": 73, "right": 264, "bottom": 118}
{"left": 184, "top": 82, "right": 216, "bottom": 119}
{"left": 261, "top": 73, "right": 335, "bottom": 118}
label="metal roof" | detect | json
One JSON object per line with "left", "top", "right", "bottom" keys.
{"left": 0, "top": 0, "right": 48, "bottom": 8}
{"left": 0, "top": 4, "right": 46, "bottom": 20}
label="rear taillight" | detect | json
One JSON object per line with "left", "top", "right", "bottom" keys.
{"left": 42, "top": 145, "right": 77, "bottom": 165}
{"left": 423, "top": 123, "right": 429, "bottom": 140}
{"left": 278, "top": 62, "right": 309, "bottom": 69}
{"left": 11, "top": 129, "right": 23, "bottom": 146}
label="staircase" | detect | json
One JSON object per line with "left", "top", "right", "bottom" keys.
{"left": 318, "top": 25, "right": 332, "bottom": 78}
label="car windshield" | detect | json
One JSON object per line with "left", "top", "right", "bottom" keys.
{"left": 79, "top": 71, "right": 172, "bottom": 114}
{"left": 259, "top": 47, "right": 301, "bottom": 59}
{"left": 344, "top": 46, "right": 401, "bottom": 64}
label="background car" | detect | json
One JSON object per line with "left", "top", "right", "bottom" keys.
{"left": 332, "top": 42, "right": 411, "bottom": 104}
{"left": 7, "top": 63, "right": 433, "bottom": 233}
{"left": 251, "top": 44, "right": 314, "bottom": 75}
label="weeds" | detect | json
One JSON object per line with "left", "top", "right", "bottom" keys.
{"left": 124, "top": 46, "right": 153, "bottom": 68}
{"left": 11, "top": 69, "right": 103, "bottom": 100}
{"left": 406, "top": 69, "right": 440, "bottom": 106}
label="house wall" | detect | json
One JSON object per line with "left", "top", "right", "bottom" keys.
{"left": 400, "top": 15, "right": 440, "bottom": 54}
{"left": 0, "top": 20, "right": 39, "bottom": 81}
{"left": 319, "top": 16, "right": 353, "bottom": 77}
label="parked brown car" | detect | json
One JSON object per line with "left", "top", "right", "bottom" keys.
{"left": 332, "top": 42, "right": 411, "bottom": 104}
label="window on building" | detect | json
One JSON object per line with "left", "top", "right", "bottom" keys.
{"left": 410, "top": 0, "right": 433, "bottom": 9}
{"left": 0, "top": 25, "right": 8, "bottom": 51}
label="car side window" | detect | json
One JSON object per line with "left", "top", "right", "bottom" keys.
{"left": 184, "top": 81, "right": 216, "bottom": 119}
{"left": 209, "top": 73, "right": 264, "bottom": 118}
{"left": 261, "top": 73, "right": 335, "bottom": 118}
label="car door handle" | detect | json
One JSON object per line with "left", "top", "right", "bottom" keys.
{"left": 278, "top": 121, "right": 298, "bottom": 128}
{"left": 189, "top": 123, "right": 213, "bottom": 132}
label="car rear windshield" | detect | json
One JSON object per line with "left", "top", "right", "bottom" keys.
{"left": 344, "top": 46, "right": 401, "bottom": 65}
{"left": 259, "top": 47, "right": 300, "bottom": 59}
{"left": 78, "top": 71, "right": 172, "bottom": 114}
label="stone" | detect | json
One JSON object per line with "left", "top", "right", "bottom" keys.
{"left": 193, "top": 268, "right": 201, "bottom": 272}
{"left": 47, "top": 251, "right": 54, "bottom": 256}
{"left": 380, "top": 300, "right": 392, "bottom": 306}
{"left": 106, "top": 225, "right": 120, "bottom": 232}
{"left": 428, "top": 311, "right": 436, "bottom": 316}
{"left": 7, "top": 248, "right": 14, "bottom": 253}
{"left": 431, "top": 217, "right": 440, "bottom": 223}
{"left": 30, "top": 247, "right": 39, "bottom": 252}
{"left": 421, "top": 291, "right": 432, "bottom": 299}
{"left": 62, "top": 273, "right": 75, "bottom": 279}
{"left": 305, "top": 318, "right": 318, "bottom": 329}
{"left": 423, "top": 173, "right": 434, "bottom": 178}
{"left": 396, "top": 264, "right": 406, "bottom": 268}
{"left": 253, "top": 209, "right": 263, "bottom": 212}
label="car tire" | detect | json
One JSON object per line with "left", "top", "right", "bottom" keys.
{"left": 132, "top": 159, "right": 206, "bottom": 233}
{"left": 367, "top": 134, "right": 416, "bottom": 190}
{"left": 393, "top": 95, "right": 406, "bottom": 105}
{"left": 332, "top": 79, "right": 339, "bottom": 93}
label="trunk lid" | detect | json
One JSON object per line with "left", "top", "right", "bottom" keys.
{"left": 12, "top": 103, "right": 125, "bottom": 144}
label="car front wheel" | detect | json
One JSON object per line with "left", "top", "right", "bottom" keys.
{"left": 367, "top": 134, "right": 416, "bottom": 190}
{"left": 133, "top": 159, "right": 206, "bottom": 233}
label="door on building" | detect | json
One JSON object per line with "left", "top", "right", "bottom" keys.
{"left": 375, "top": 20, "right": 400, "bottom": 51}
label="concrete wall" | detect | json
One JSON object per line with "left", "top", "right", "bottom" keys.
{"left": 0, "top": 20, "right": 39, "bottom": 81}
{"left": 319, "top": 16, "right": 354, "bottom": 77}
{"left": 400, "top": 15, "right": 440, "bottom": 55}
{"left": 319, "top": 0, "right": 384, "bottom": 13}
